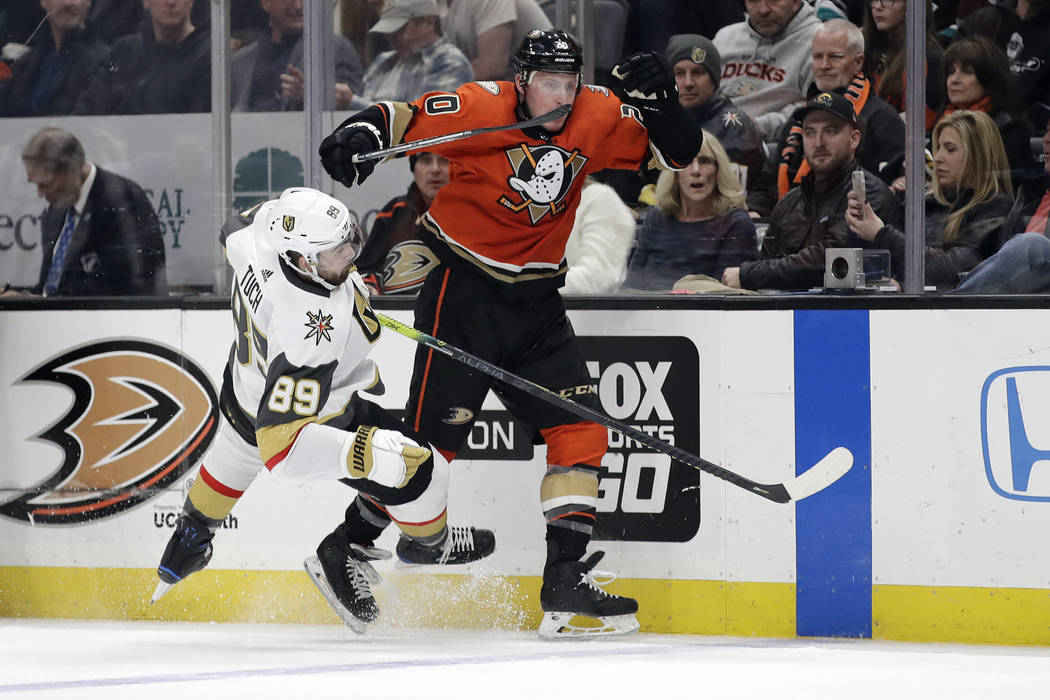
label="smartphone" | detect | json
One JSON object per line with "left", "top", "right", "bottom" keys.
{"left": 851, "top": 170, "right": 866, "bottom": 204}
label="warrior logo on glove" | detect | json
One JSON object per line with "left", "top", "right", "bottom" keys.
{"left": 498, "top": 143, "right": 588, "bottom": 224}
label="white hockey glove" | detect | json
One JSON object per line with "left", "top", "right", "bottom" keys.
{"left": 342, "top": 425, "right": 431, "bottom": 489}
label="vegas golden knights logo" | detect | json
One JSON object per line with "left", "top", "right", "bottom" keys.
{"left": 282, "top": 215, "right": 296, "bottom": 231}
{"left": 499, "top": 143, "right": 587, "bottom": 224}
{"left": 0, "top": 340, "right": 219, "bottom": 525}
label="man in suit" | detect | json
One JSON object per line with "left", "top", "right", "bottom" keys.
{"left": 15, "top": 127, "right": 167, "bottom": 297}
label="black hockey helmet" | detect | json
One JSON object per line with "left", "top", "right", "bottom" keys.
{"left": 513, "top": 29, "right": 583, "bottom": 88}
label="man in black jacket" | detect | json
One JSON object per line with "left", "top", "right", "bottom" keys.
{"left": 74, "top": 0, "right": 210, "bottom": 114}
{"left": 749, "top": 18, "right": 905, "bottom": 217}
{"left": 15, "top": 128, "right": 167, "bottom": 297}
{"left": 0, "top": 0, "right": 108, "bottom": 117}
{"left": 722, "top": 91, "right": 899, "bottom": 291}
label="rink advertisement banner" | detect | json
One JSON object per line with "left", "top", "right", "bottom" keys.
{"left": 3, "top": 305, "right": 1050, "bottom": 643}
{"left": 0, "top": 339, "right": 219, "bottom": 525}
{"left": 0, "top": 115, "right": 412, "bottom": 290}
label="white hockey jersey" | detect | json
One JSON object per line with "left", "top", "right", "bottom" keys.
{"left": 223, "top": 203, "right": 383, "bottom": 477}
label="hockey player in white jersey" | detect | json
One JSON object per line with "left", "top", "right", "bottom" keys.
{"left": 152, "top": 188, "right": 494, "bottom": 633}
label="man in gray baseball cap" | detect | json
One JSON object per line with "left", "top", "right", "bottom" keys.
{"left": 370, "top": 0, "right": 443, "bottom": 35}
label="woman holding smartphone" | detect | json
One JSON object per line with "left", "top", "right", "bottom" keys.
{"left": 845, "top": 110, "right": 1014, "bottom": 291}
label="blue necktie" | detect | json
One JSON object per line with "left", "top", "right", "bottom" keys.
{"left": 43, "top": 209, "right": 76, "bottom": 296}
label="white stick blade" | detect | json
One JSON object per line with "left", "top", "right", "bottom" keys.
{"left": 784, "top": 446, "right": 854, "bottom": 501}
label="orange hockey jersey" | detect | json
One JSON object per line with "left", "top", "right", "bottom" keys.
{"left": 350, "top": 81, "right": 685, "bottom": 296}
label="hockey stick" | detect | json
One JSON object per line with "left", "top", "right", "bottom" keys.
{"left": 350, "top": 104, "right": 572, "bottom": 163}
{"left": 375, "top": 313, "right": 853, "bottom": 503}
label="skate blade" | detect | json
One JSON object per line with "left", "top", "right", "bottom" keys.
{"left": 150, "top": 580, "right": 174, "bottom": 604}
{"left": 537, "top": 612, "right": 640, "bottom": 640}
{"left": 303, "top": 556, "right": 371, "bottom": 635}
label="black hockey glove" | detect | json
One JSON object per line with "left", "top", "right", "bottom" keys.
{"left": 612, "top": 51, "right": 677, "bottom": 113}
{"left": 319, "top": 124, "right": 381, "bottom": 187}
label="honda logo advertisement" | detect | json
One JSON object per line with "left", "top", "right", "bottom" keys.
{"left": 981, "top": 366, "right": 1050, "bottom": 502}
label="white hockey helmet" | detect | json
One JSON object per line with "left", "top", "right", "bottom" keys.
{"left": 265, "top": 187, "right": 363, "bottom": 289}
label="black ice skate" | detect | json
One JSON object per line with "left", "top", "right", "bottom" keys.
{"left": 151, "top": 513, "right": 215, "bottom": 603}
{"left": 538, "top": 551, "right": 640, "bottom": 640}
{"left": 304, "top": 532, "right": 391, "bottom": 634}
{"left": 395, "top": 525, "right": 495, "bottom": 566}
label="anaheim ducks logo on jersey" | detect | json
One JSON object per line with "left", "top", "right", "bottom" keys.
{"left": 499, "top": 143, "right": 587, "bottom": 224}
{"left": 381, "top": 241, "right": 440, "bottom": 293}
{"left": 0, "top": 340, "right": 218, "bottom": 525}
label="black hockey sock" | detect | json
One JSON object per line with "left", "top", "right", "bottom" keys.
{"left": 338, "top": 496, "right": 391, "bottom": 545}
{"left": 544, "top": 526, "right": 589, "bottom": 572}
{"left": 182, "top": 499, "right": 223, "bottom": 533}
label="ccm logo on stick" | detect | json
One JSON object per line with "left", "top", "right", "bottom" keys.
{"left": 981, "top": 366, "right": 1050, "bottom": 501}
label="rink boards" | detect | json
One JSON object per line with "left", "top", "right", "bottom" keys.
{"left": 2, "top": 302, "right": 1050, "bottom": 645}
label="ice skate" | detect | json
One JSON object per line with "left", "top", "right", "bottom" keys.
{"left": 538, "top": 551, "right": 640, "bottom": 640}
{"left": 305, "top": 532, "right": 391, "bottom": 634}
{"left": 151, "top": 513, "right": 215, "bottom": 603}
{"left": 395, "top": 525, "right": 495, "bottom": 566}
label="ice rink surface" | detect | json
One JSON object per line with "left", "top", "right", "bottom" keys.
{"left": 0, "top": 619, "right": 1047, "bottom": 699}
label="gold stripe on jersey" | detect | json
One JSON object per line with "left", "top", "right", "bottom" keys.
{"left": 257, "top": 415, "right": 318, "bottom": 467}
{"left": 381, "top": 101, "right": 416, "bottom": 157}
{"left": 421, "top": 215, "right": 568, "bottom": 284}
{"left": 257, "top": 394, "right": 358, "bottom": 468}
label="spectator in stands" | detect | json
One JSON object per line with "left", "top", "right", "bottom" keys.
{"left": 230, "top": 0, "right": 364, "bottom": 111}
{"left": 0, "top": 0, "right": 108, "bottom": 117}
{"left": 714, "top": 0, "right": 822, "bottom": 138}
{"left": 958, "top": 0, "right": 1050, "bottom": 109}
{"left": 356, "top": 152, "right": 448, "bottom": 295}
{"left": 625, "top": 131, "right": 757, "bottom": 291}
{"left": 862, "top": 0, "right": 943, "bottom": 130}
{"left": 343, "top": 0, "right": 473, "bottom": 111}
{"left": 952, "top": 110, "right": 1050, "bottom": 293}
{"left": 441, "top": 0, "right": 551, "bottom": 80}
{"left": 9, "top": 128, "right": 166, "bottom": 297}
{"left": 74, "top": 0, "right": 210, "bottom": 114}
{"left": 846, "top": 110, "right": 1014, "bottom": 291}
{"left": 83, "top": 0, "right": 208, "bottom": 44}
{"left": 662, "top": 34, "right": 768, "bottom": 215}
{"left": 723, "top": 92, "right": 899, "bottom": 291}
{"left": 562, "top": 178, "right": 637, "bottom": 294}
{"left": 750, "top": 18, "right": 905, "bottom": 216}
{"left": 940, "top": 36, "right": 1037, "bottom": 196}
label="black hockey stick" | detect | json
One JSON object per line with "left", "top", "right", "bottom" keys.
{"left": 375, "top": 313, "right": 853, "bottom": 503}
{"left": 351, "top": 104, "right": 572, "bottom": 163}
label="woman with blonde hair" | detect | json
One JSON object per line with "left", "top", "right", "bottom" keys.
{"left": 846, "top": 110, "right": 1015, "bottom": 291}
{"left": 624, "top": 130, "right": 756, "bottom": 291}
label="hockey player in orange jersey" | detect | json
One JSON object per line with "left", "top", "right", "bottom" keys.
{"left": 319, "top": 29, "right": 702, "bottom": 639}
